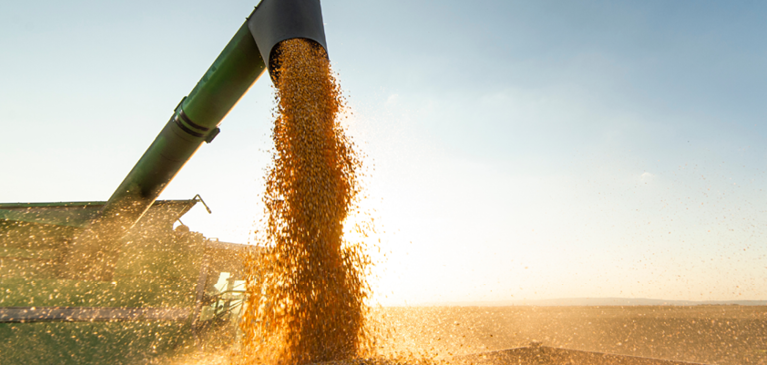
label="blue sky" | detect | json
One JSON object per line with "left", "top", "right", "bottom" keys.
{"left": 1, "top": 1, "right": 766, "bottom": 304}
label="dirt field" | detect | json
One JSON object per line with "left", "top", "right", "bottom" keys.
{"left": 372, "top": 306, "right": 767, "bottom": 365}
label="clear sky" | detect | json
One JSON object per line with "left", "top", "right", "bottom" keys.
{"left": 1, "top": 1, "right": 766, "bottom": 305}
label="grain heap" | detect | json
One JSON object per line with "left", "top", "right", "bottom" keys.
{"left": 239, "top": 38, "right": 373, "bottom": 364}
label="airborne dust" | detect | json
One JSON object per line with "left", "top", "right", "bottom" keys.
{"left": 225, "top": 38, "right": 766, "bottom": 365}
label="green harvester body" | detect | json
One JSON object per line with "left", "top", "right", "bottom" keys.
{"left": 1, "top": 1, "right": 328, "bottom": 363}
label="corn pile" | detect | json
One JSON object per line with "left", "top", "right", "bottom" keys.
{"left": 240, "top": 39, "right": 373, "bottom": 365}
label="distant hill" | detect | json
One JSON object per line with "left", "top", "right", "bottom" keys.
{"left": 421, "top": 298, "right": 767, "bottom": 307}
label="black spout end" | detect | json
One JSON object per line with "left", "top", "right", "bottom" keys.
{"left": 247, "top": 0, "right": 328, "bottom": 82}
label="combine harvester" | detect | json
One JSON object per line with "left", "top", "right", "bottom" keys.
{"left": 0, "top": 0, "right": 327, "bottom": 363}
{"left": 0, "top": 1, "right": 711, "bottom": 364}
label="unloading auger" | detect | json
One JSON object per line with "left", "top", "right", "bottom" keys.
{"left": 61, "top": 0, "right": 329, "bottom": 281}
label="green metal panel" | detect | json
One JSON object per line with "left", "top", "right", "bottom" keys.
{"left": 0, "top": 200, "right": 196, "bottom": 228}
{"left": 0, "top": 321, "right": 192, "bottom": 365}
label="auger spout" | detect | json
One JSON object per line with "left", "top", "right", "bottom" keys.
{"left": 62, "top": 0, "right": 328, "bottom": 281}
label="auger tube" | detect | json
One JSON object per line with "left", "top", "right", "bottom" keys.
{"left": 62, "top": 0, "right": 329, "bottom": 281}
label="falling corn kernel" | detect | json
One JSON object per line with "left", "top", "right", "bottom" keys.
{"left": 239, "top": 39, "right": 373, "bottom": 365}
